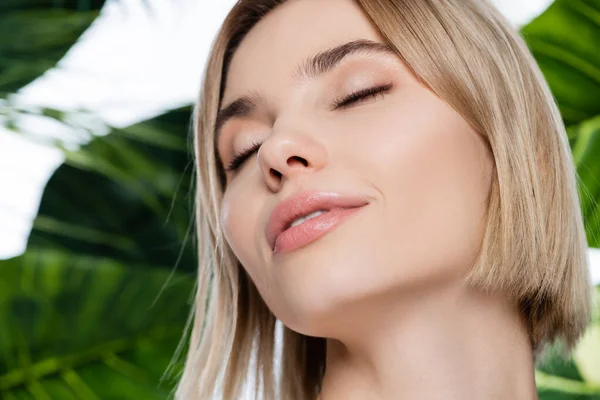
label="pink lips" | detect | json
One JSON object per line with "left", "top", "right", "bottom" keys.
{"left": 265, "top": 191, "right": 369, "bottom": 254}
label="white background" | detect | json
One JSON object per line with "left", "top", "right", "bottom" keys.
{"left": 2, "top": 0, "right": 598, "bottom": 284}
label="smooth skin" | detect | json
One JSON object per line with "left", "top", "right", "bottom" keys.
{"left": 216, "top": 0, "right": 538, "bottom": 398}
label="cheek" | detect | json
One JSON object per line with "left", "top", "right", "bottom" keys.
{"left": 220, "top": 188, "right": 282, "bottom": 307}
{"left": 220, "top": 189, "right": 262, "bottom": 277}
{"left": 349, "top": 97, "right": 492, "bottom": 280}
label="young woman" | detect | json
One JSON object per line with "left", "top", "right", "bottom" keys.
{"left": 175, "top": 0, "right": 594, "bottom": 398}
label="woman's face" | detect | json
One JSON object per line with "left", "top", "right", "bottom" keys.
{"left": 216, "top": 0, "right": 494, "bottom": 334}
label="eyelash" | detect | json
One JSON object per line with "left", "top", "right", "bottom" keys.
{"left": 332, "top": 83, "right": 393, "bottom": 110}
{"left": 225, "top": 140, "right": 262, "bottom": 173}
{"left": 224, "top": 83, "right": 393, "bottom": 173}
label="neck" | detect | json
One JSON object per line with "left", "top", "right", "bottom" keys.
{"left": 317, "top": 282, "right": 538, "bottom": 400}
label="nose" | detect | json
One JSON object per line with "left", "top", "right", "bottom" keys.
{"left": 257, "top": 123, "right": 328, "bottom": 192}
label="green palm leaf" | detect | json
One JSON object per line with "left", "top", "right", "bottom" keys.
{"left": 520, "top": 0, "right": 600, "bottom": 127}
{"left": 0, "top": 105, "right": 196, "bottom": 398}
{"left": 0, "top": 249, "right": 194, "bottom": 399}
{"left": 26, "top": 106, "right": 197, "bottom": 272}
{"left": 0, "top": 0, "right": 107, "bottom": 95}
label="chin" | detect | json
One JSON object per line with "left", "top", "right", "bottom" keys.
{"left": 275, "top": 268, "right": 389, "bottom": 337}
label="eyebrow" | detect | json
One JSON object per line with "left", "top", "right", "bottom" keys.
{"left": 214, "top": 39, "right": 396, "bottom": 142}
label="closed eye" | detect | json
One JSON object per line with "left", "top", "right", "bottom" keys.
{"left": 332, "top": 83, "right": 393, "bottom": 110}
{"left": 225, "top": 140, "right": 262, "bottom": 173}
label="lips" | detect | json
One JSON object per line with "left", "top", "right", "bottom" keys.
{"left": 265, "top": 191, "right": 370, "bottom": 251}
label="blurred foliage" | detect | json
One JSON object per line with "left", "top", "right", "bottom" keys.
{"left": 535, "top": 286, "right": 600, "bottom": 398}
{"left": 0, "top": 249, "right": 193, "bottom": 399}
{"left": 0, "top": 103, "right": 198, "bottom": 398}
{"left": 0, "top": 0, "right": 600, "bottom": 398}
{"left": 520, "top": 0, "right": 600, "bottom": 127}
{"left": 0, "top": 0, "right": 107, "bottom": 95}
{"left": 568, "top": 115, "right": 600, "bottom": 249}
{"left": 0, "top": 0, "right": 197, "bottom": 398}
{"left": 26, "top": 106, "right": 197, "bottom": 271}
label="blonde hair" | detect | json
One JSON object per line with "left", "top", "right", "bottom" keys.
{"left": 174, "top": 0, "right": 594, "bottom": 398}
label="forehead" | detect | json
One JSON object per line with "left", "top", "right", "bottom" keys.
{"left": 221, "top": 0, "right": 387, "bottom": 106}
